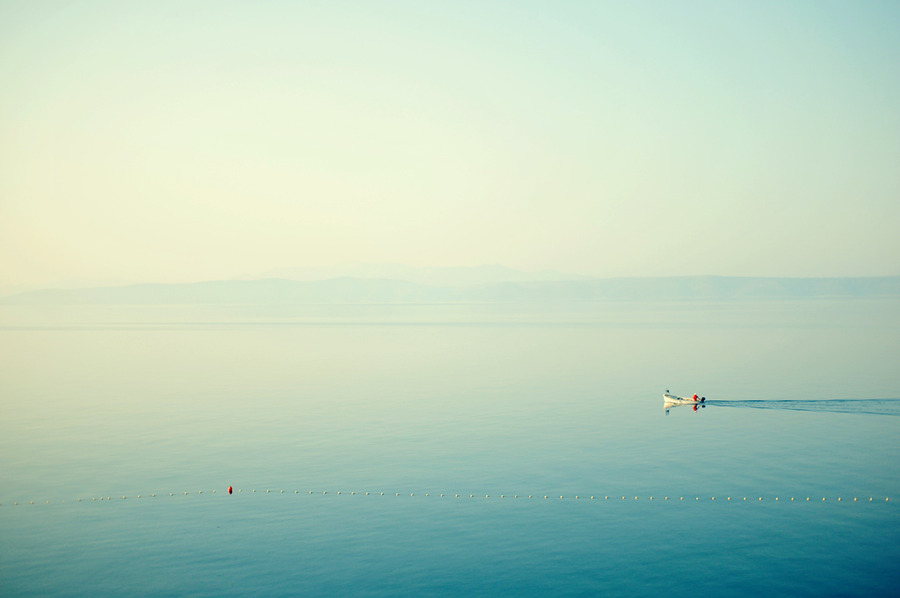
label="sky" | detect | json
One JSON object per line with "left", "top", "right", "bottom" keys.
{"left": 1, "top": 1, "right": 899, "bottom": 292}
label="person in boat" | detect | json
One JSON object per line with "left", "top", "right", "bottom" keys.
{"left": 692, "top": 394, "right": 699, "bottom": 401}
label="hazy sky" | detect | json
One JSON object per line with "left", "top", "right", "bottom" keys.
{"left": 1, "top": 1, "right": 898, "bottom": 290}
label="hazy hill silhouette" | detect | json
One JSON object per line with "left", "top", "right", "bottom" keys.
{"left": 2, "top": 275, "right": 898, "bottom": 305}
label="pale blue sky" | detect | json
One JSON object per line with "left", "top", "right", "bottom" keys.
{"left": 1, "top": 1, "right": 898, "bottom": 290}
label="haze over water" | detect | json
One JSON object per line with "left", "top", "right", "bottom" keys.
{"left": 2, "top": 1, "right": 900, "bottom": 595}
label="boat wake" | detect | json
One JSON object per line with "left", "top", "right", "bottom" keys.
{"left": 704, "top": 398, "right": 900, "bottom": 416}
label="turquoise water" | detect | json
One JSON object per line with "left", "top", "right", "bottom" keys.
{"left": 1, "top": 301, "right": 899, "bottom": 596}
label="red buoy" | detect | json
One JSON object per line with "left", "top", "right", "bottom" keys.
{"left": 228, "top": 486, "right": 233, "bottom": 495}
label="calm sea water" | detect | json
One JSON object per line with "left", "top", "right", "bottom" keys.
{"left": 1, "top": 300, "right": 899, "bottom": 596}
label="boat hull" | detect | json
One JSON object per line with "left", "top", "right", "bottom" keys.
{"left": 664, "top": 393, "right": 704, "bottom": 405}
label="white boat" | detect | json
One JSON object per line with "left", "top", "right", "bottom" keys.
{"left": 663, "top": 391, "right": 705, "bottom": 405}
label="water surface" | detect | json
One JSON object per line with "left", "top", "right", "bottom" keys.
{"left": 2, "top": 300, "right": 898, "bottom": 596}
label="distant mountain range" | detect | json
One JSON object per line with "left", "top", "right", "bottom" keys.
{"left": 2, "top": 275, "right": 898, "bottom": 305}
{"left": 239, "top": 263, "right": 594, "bottom": 287}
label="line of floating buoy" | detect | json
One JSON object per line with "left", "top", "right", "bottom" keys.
{"left": 3, "top": 491, "right": 892, "bottom": 506}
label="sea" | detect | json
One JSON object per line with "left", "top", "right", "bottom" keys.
{"left": 1, "top": 299, "right": 898, "bottom": 596}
